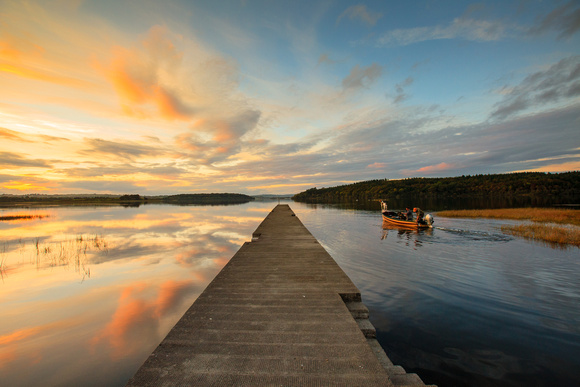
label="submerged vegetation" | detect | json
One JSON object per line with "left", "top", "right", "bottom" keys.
{"left": 438, "top": 208, "right": 580, "bottom": 247}
{"left": 293, "top": 172, "right": 580, "bottom": 203}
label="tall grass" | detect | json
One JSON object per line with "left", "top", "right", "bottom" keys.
{"left": 1, "top": 234, "right": 109, "bottom": 281}
{"left": 437, "top": 208, "right": 580, "bottom": 226}
{"left": 438, "top": 208, "right": 580, "bottom": 247}
{"left": 501, "top": 224, "right": 580, "bottom": 247}
{"left": 0, "top": 214, "right": 48, "bottom": 221}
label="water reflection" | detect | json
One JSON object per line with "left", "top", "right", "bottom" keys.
{"left": 2, "top": 201, "right": 579, "bottom": 387}
{"left": 0, "top": 203, "right": 270, "bottom": 387}
{"left": 293, "top": 205, "right": 580, "bottom": 387}
{"left": 381, "top": 220, "right": 433, "bottom": 249}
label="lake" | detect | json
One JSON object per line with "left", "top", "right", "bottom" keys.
{"left": 1, "top": 200, "right": 579, "bottom": 386}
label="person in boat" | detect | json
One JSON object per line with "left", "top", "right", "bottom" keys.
{"left": 413, "top": 207, "right": 424, "bottom": 224}
{"left": 405, "top": 207, "right": 413, "bottom": 221}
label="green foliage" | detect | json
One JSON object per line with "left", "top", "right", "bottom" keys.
{"left": 292, "top": 172, "right": 580, "bottom": 203}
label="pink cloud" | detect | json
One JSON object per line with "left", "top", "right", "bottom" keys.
{"left": 416, "top": 162, "right": 455, "bottom": 174}
{"left": 367, "top": 162, "right": 387, "bottom": 169}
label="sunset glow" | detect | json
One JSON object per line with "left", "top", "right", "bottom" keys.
{"left": 1, "top": 0, "right": 579, "bottom": 195}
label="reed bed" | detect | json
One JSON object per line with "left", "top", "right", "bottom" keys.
{"left": 437, "top": 208, "right": 580, "bottom": 226}
{"left": 501, "top": 224, "right": 580, "bottom": 247}
{"left": 1, "top": 234, "right": 109, "bottom": 281}
{"left": 0, "top": 214, "right": 48, "bottom": 221}
{"left": 438, "top": 208, "right": 580, "bottom": 247}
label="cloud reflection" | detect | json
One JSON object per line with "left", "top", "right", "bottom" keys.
{"left": 91, "top": 279, "right": 195, "bottom": 359}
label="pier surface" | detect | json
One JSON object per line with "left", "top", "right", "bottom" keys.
{"left": 127, "top": 204, "right": 430, "bottom": 386}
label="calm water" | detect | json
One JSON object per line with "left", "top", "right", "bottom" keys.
{"left": 1, "top": 201, "right": 579, "bottom": 386}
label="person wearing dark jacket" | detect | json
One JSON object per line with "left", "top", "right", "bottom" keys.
{"left": 413, "top": 207, "right": 424, "bottom": 224}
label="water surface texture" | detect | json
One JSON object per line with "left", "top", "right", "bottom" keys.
{"left": 295, "top": 203, "right": 580, "bottom": 387}
{"left": 1, "top": 201, "right": 578, "bottom": 386}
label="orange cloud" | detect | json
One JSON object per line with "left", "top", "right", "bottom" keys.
{"left": 416, "top": 162, "right": 455, "bottom": 173}
{"left": 105, "top": 46, "right": 150, "bottom": 104}
{"left": 513, "top": 161, "right": 580, "bottom": 173}
{"left": 2, "top": 181, "right": 51, "bottom": 191}
{"left": 102, "top": 27, "right": 192, "bottom": 122}
{"left": 0, "top": 40, "right": 22, "bottom": 61}
{"left": 0, "top": 127, "right": 27, "bottom": 141}
{"left": 0, "top": 63, "right": 89, "bottom": 88}
{"left": 367, "top": 162, "right": 387, "bottom": 169}
{"left": 154, "top": 85, "right": 191, "bottom": 121}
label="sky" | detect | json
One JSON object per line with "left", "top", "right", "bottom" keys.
{"left": 1, "top": 0, "right": 579, "bottom": 195}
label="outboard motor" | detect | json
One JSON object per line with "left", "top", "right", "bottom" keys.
{"left": 424, "top": 213, "right": 434, "bottom": 226}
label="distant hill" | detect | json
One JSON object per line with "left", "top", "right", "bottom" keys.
{"left": 0, "top": 193, "right": 254, "bottom": 206}
{"left": 160, "top": 193, "right": 254, "bottom": 205}
{"left": 292, "top": 172, "right": 580, "bottom": 203}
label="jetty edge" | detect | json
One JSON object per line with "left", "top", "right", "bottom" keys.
{"left": 126, "top": 204, "right": 433, "bottom": 386}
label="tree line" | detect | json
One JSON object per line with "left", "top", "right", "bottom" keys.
{"left": 292, "top": 172, "right": 580, "bottom": 203}
{"left": 0, "top": 193, "right": 254, "bottom": 206}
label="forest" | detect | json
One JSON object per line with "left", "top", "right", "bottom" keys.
{"left": 0, "top": 193, "right": 254, "bottom": 206}
{"left": 292, "top": 172, "right": 580, "bottom": 203}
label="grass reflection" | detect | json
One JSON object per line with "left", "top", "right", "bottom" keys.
{"left": 1, "top": 234, "right": 110, "bottom": 281}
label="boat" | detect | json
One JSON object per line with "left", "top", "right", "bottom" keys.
{"left": 380, "top": 201, "right": 434, "bottom": 229}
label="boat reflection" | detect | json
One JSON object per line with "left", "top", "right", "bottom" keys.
{"left": 381, "top": 220, "right": 433, "bottom": 248}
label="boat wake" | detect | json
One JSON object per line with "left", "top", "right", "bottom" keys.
{"left": 434, "top": 226, "right": 513, "bottom": 242}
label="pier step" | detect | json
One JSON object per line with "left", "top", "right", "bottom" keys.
{"left": 345, "top": 301, "right": 370, "bottom": 319}
{"left": 357, "top": 318, "right": 377, "bottom": 338}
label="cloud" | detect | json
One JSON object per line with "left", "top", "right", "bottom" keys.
{"left": 316, "top": 53, "right": 335, "bottom": 67}
{"left": 62, "top": 164, "right": 185, "bottom": 179}
{"left": 59, "top": 180, "right": 142, "bottom": 193}
{"left": 491, "top": 55, "right": 580, "bottom": 119}
{"left": 174, "top": 109, "right": 261, "bottom": 163}
{"left": 376, "top": 17, "right": 509, "bottom": 47}
{"left": 342, "top": 63, "right": 382, "bottom": 91}
{"left": 80, "top": 138, "right": 166, "bottom": 161}
{"left": 337, "top": 5, "right": 383, "bottom": 27}
{"left": 0, "top": 127, "right": 70, "bottom": 143}
{"left": 528, "top": 1, "right": 580, "bottom": 39}
{"left": 393, "top": 77, "right": 414, "bottom": 104}
{"left": 0, "top": 127, "right": 29, "bottom": 142}
{"left": 367, "top": 162, "right": 387, "bottom": 169}
{"left": 415, "top": 162, "right": 456, "bottom": 174}
{"left": 103, "top": 27, "right": 194, "bottom": 121}
{"left": 0, "top": 151, "right": 51, "bottom": 168}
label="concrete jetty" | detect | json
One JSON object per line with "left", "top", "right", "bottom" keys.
{"left": 127, "top": 204, "right": 432, "bottom": 386}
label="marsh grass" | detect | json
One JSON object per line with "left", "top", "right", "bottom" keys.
{"left": 0, "top": 214, "right": 48, "bottom": 221}
{"left": 438, "top": 208, "right": 580, "bottom": 247}
{"left": 501, "top": 224, "right": 580, "bottom": 247}
{"left": 1, "top": 234, "right": 109, "bottom": 281}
